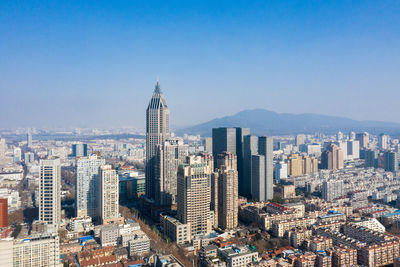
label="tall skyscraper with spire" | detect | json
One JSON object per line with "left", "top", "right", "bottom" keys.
{"left": 146, "top": 81, "right": 170, "bottom": 200}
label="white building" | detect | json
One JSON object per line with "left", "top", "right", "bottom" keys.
{"left": 347, "top": 140, "right": 360, "bottom": 160}
{"left": 275, "top": 162, "right": 288, "bottom": 182}
{"left": 39, "top": 158, "right": 61, "bottom": 230}
{"left": 128, "top": 230, "right": 150, "bottom": 256}
{"left": 322, "top": 180, "right": 344, "bottom": 201}
{"left": 0, "top": 238, "right": 13, "bottom": 267}
{"left": 379, "top": 134, "right": 390, "bottom": 150}
{"left": 0, "top": 188, "right": 21, "bottom": 211}
{"left": 218, "top": 246, "right": 258, "bottom": 267}
{"left": 24, "top": 152, "right": 35, "bottom": 165}
{"left": 13, "top": 147, "right": 21, "bottom": 162}
{"left": 76, "top": 155, "right": 105, "bottom": 218}
{"left": 98, "top": 165, "right": 119, "bottom": 224}
{"left": 354, "top": 218, "right": 385, "bottom": 233}
{"left": 13, "top": 233, "right": 61, "bottom": 267}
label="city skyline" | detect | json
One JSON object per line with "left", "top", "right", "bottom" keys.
{"left": 1, "top": 1, "right": 400, "bottom": 128}
{"left": 3, "top": 2, "right": 400, "bottom": 267}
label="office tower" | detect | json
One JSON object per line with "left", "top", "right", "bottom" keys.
{"left": 322, "top": 180, "right": 344, "bottom": 201}
{"left": 364, "top": 149, "right": 379, "bottom": 167}
{"left": 99, "top": 165, "right": 119, "bottom": 224}
{"left": 212, "top": 128, "right": 237, "bottom": 158}
{"left": 235, "top": 128, "right": 250, "bottom": 184}
{"left": 155, "top": 138, "right": 188, "bottom": 205}
{"left": 0, "top": 138, "right": 5, "bottom": 159}
{"left": 39, "top": 158, "right": 61, "bottom": 229}
{"left": 295, "top": 134, "right": 306, "bottom": 146}
{"left": 347, "top": 140, "right": 360, "bottom": 160}
{"left": 27, "top": 130, "right": 32, "bottom": 147}
{"left": 384, "top": 151, "right": 399, "bottom": 173}
{"left": 216, "top": 152, "right": 238, "bottom": 229}
{"left": 0, "top": 198, "right": 7, "bottom": 227}
{"left": 258, "top": 136, "right": 274, "bottom": 201}
{"left": 76, "top": 155, "right": 105, "bottom": 218}
{"left": 321, "top": 143, "right": 343, "bottom": 170}
{"left": 204, "top": 137, "right": 213, "bottom": 154}
{"left": 177, "top": 155, "right": 212, "bottom": 237}
{"left": 349, "top": 131, "right": 356, "bottom": 140}
{"left": 13, "top": 147, "right": 21, "bottom": 162}
{"left": 13, "top": 233, "right": 61, "bottom": 267}
{"left": 146, "top": 82, "right": 170, "bottom": 200}
{"left": 275, "top": 161, "right": 288, "bottom": 182}
{"left": 243, "top": 135, "right": 258, "bottom": 198}
{"left": 72, "top": 143, "right": 88, "bottom": 157}
{"left": 356, "top": 132, "right": 369, "bottom": 149}
{"left": 251, "top": 155, "right": 265, "bottom": 201}
{"left": 212, "top": 127, "right": 249, "bottom": 195}
{"left": 379, "top": 134, "right": 390, "bottom": 150}
{"left": 24, "top": 152, "right": 35, "bottom": 164}
{"left": 336, "top": 132, "right": 343, "bottom": 142}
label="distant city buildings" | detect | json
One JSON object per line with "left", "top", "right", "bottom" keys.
{"left": 0, "top": 138, "right": 6, "bottom": 160}
{"left": 384, "top": 151, "right": 399, "bottom": 173}
{"left": 72, "top": 143, "right": 88, "bottom": 157}
{"left": 275, "top": 161, "right": 288, "bottom": 182}
{"left": 295, "top": 134, "right": 306, "bottom": 146}
{"left": 27, "top": 130, "right": 33, "bottom": 148}
{"left": 321, "top": 143, "right": 344, "bottom": 170}
{"left": 356, "top": 132, "right": 369, "bottom": 149}
{"left": 347, "top": 140, "right": 360, "bottom": 160}
{"left": 379, "top": 133, "right": 390, "bottom": 150}
{"left": 287, "top": 153, "right": 318, "bottom": 177}
{"left": 24, "top": 152, "right": 34, "bottom": 164}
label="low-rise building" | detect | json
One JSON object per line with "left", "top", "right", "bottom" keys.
{"left": 160, "top": 213, "right": 191, "bottom": 244}
{"left": 272, "top": 217, "right": 315, "bottom": 237}
{"left": 332, "top": 247, "right": 357, "bottom": 267}
{"left": 218, "top": 246, "right": 258, "bottom": 267}
{"left": 309, "top": 236, "right": 333, "bottom": 252}
{"left": 13, "top": 233, "right": 61, "bottom": 267}
{"left": 128, "top": 230, "right": 150, "bottom": 257}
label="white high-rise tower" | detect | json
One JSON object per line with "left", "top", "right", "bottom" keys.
{"left": 39, "top": 158, "right": 61, "bottom": 229}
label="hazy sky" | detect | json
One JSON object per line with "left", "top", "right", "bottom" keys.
{"left": 1, "top": 1, "right": 400, "bottom": 129}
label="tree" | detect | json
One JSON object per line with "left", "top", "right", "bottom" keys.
{"left": 8, "top": 209, "right": 24, "bottom": 225}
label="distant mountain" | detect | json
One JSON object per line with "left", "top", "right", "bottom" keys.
{"left": 176, "top": 109, "right": 400, "bottom": 136}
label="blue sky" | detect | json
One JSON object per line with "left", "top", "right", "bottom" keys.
{"left": 1, "top": 0, "right": 400, "bottom": 129}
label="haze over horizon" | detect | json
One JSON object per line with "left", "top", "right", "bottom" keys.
{"left": 1, "top": 1, "right": 400, "bottom": 128}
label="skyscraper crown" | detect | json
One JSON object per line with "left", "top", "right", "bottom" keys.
{"left": 148, "top": 81, "right": 168, "bottom": 109}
